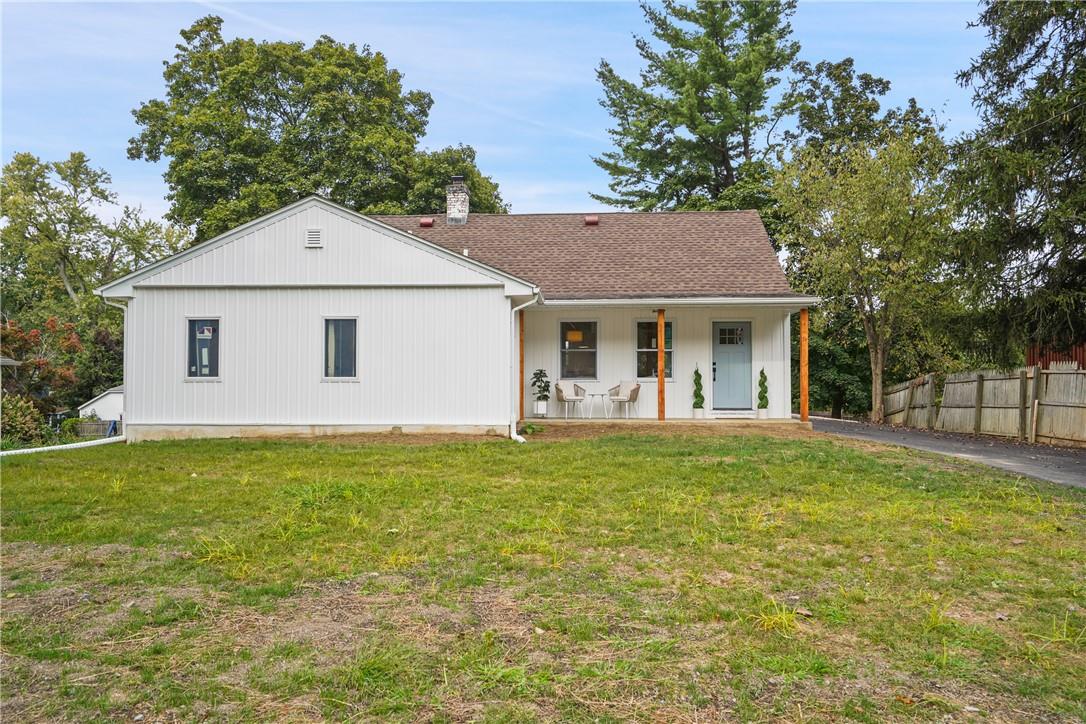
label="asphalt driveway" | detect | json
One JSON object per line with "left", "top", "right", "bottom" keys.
{"left": 811, "top": 417, "right": 1086, "bottom": 488}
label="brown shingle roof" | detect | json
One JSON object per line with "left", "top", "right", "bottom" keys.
{"left": 371, "top": 210, "right": 797, "bottom": 300}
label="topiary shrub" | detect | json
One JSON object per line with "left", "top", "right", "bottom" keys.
{"left": 1, "top": 394, "right": 45, "bottom": 446}
{"left": 757, "top": 368, "right": 769, "bottom": 410}
{"left": 692, "top": 366, "right": 705, "bottom": 409}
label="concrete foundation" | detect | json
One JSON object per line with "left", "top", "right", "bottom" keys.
{"left": 124, "top": 423, "right": 510, "bottom": 442}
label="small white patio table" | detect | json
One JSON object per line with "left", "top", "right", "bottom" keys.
{"left": 586, "top": 392, "right": 611, "bottom": 419}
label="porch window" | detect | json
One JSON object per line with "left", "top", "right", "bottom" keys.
{"left": 636, "top": 321, "right": 672, "bottom": 379}
{"left": 187, "top": 319, "right": 220, "bottom": 378}
{"left": 324, "top": 318, "right": 357, "bottom": 378}
{"left": 560, "top": 321, "right": 597, "bottom": 379}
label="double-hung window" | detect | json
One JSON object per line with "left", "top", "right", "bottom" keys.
{"left": 187, "top": 319, "right": 220, "bottom": 378}
{"left": 560, "top": 321, "right": 597, "bottom": 379}
{"left": 636, "top": 321, "right": 672, "bottom": 379}
{"left": 324, "top": 318, "right": 357, "bottom": 378}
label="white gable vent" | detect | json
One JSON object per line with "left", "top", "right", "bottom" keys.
{"left": 305, "top": 228, "right": 323, "bottom": 248}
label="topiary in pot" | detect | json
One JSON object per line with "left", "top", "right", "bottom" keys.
{"left": 692, "top": 366, "right": 705, "bottom": 418}
{"left": 757, "top": 368, "right": 769, "bottom": 419}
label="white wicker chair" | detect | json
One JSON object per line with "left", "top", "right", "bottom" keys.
{"left": 555, "top": 381, "right": 587, "bottom": 419}
{"left": 608, "top": 381, "right": 641, "bottom": 418}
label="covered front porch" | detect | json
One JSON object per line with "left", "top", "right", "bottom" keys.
{"left": 516, "top": 299, "right": 813, "bottom": 423}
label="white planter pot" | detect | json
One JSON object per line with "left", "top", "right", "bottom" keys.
{"left": 534, "top": 400, "right": 548, "bottom": 417}
{"left": 756, "top": 408, "right": 769, "bottom": 420}
{"left": 692, "top": 408, "right": 705, "bottom": 419}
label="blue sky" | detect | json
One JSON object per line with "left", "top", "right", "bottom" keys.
{"left": 2, "top": 1, "right": 988, "bottom": 220}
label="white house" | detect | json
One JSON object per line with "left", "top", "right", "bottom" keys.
{"left": 78, "top": 385, "right": 124, "bottom": 421}
{"left": 96, "top": 178, "right": 816, "bottom": 442}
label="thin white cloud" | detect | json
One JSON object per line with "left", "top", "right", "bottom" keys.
{"left": 194, "top": 1, "right": 307, "bottom": 40}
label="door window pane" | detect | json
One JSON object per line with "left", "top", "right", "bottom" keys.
{"left": 187, "top": 319, "right": 219, "bottom": 377}
{"left": 325, "top": 319, "right": 357, "bottom": 378}
{"left": 636, "top": 321, "right": 672, "bottom": 378}
{"left": 560, "top": 321, "right": 597, "bottom": 378}
{"left": 718, "top": 327, "right": 744, "bottom": 345}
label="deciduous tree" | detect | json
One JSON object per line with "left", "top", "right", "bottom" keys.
{"left": 775, "top": 132, "right": 955, "bottom": 422}
{"left": 130, "top": 16, "right": 505, "bottom": 240}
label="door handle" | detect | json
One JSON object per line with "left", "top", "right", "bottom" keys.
{"left": 712, "top": 361, "right": 716, "bottom": 382}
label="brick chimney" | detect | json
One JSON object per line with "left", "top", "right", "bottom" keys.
{"left": 446, "top": 175, "right": 469, "bottom": 226}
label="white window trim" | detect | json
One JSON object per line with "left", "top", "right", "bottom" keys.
{"left": 321, "top": 315, "right": 360, "bottom": 383}
{"left": 558, "top": 319, "right": 600, "bottom": 381}
{"left": 635, "top": 318, "right": 675, "bottom": 382}
{"left": 184, "top": 316, "right": 222, "bottom": 383}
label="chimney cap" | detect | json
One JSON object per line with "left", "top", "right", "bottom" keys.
{"left": 450, "top": 174, "right": 465, "bottom": 183}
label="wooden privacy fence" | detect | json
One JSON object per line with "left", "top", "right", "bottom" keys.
{"left": 882, "top": 373, "right": 938, "bottom": 428}
{"left": 1033, "top": 362, "right": 1086, "bottom": 447}
{"left": 924, "top": 362, "right": 1085, "bottom": 447}
{"left": 75, "top": 420, "right": 122, "bottom": 438}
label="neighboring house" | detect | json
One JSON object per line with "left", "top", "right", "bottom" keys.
{"left": 78, "top": 386, "right": 124, "bottom": 421}
{"left": 96, "top": 178, "right": 817, "bottom": 442}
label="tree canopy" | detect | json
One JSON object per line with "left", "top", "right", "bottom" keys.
{"left": 1, "top": 151, "right": 187, "bottom": 409}
{"left": 954, "top": 0, "right": 1086, "bottom": 357}
{"left": 130, "top": 16, "right": 506, "bottom": 241}
{"left": 592, "top": 0, "right": 798, "bottom": 211}
{"left": 775, "top": 130, "right": 956, "bottom": 421}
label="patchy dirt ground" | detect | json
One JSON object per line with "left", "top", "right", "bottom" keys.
{"left": 3, "top": 540, "right": 1081, "bottom": 722}
{"left": 4, "top": 432, "right": 1084, "bottom": 721}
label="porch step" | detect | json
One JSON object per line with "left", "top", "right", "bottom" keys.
{"left": 711, "top": 410, "right": 756, "bottom": 419}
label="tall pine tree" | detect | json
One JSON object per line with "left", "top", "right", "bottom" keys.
{"left": 592, "top": 0, "right": 798, "bottom": 211}
{"left": 955, "top": 1, "right": 1085, "bottom": 356}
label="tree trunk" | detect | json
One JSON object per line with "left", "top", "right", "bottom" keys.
{"left": 870, "top": 364, "right": 884, "bottom": 423}
{"left": 831, "top": 395, "right": 843, "bottom": 419}
{"left": 859, "top": 308, "right": 888, "bottom": 424}
{"left": 57, "top": 260, "right": 79, "bottom": 303}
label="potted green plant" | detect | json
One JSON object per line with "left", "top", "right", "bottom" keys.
{"left": 530, "top": 368, "right": 551, "bottom": 417}
{"left": 692, "top": 365, "right": 705, "bottom": 419}
{"left": 757, "top": 368, "right": 769, "bottom": 419}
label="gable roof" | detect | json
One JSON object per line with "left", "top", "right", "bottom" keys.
{"left": 371, "top": 210, "right": 798, "bottom": 301}
{"left": 79, "top": 385, "right": 123, "bottom": 410}
{"left": 96, "top": 197, "right": 538, "bottom": 298}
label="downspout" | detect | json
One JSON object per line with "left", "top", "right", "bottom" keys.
{"left": 509, "top": 292, "right": 541, "bottom": 443}
{"left": 103, "top": 298, "right": 129, "bottom": 441}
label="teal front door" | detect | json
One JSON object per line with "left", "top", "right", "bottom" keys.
{"left": 712, "top": 322, "right": 752, "bottom": 409}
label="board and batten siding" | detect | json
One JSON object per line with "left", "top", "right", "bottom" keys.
{"left": 125, "top": 287, "right": 511, "bottom": 432}
{"left": 134, "top": 204, "right": 519, "bottom": 290}
{"left": 521, "top": 305, "right": 792, "bottom": 419}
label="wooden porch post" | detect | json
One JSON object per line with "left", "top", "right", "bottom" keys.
{"left": 657, "top": 308, "right": 666, "bottom": 420}
{"left": 518, "top": 309, "right": 525, "bottom": 422}
{"left": 800, "top": 308, "right": 809, "bottom": 422}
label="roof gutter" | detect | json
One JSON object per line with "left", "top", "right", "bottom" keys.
{"left": 541, "top": 296, "right": 821, "bottom": 308}
{"left": 509, "top": 292, "right": 542, "bottom": 443}
{"left": 103, "top": 298, "right": 129, "bottom": 441}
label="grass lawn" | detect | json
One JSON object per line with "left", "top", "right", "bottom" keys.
{"left": 2, "top": 427, "right": 1084, "bottom": 721}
